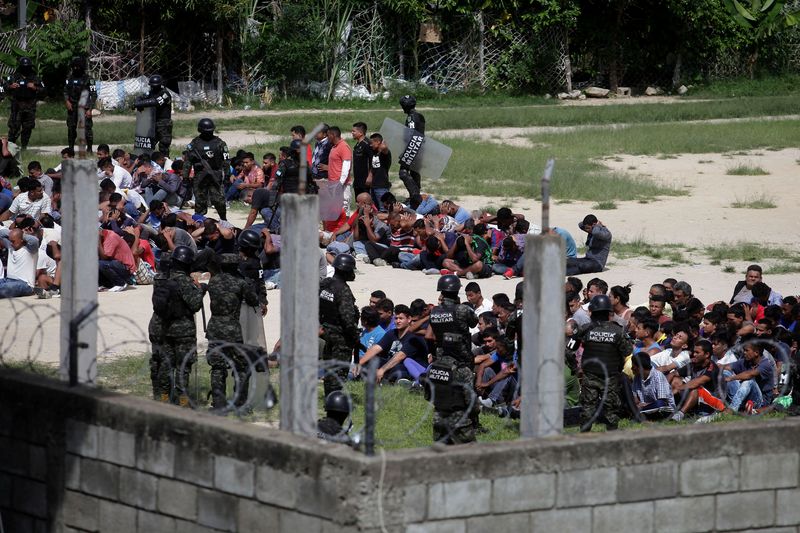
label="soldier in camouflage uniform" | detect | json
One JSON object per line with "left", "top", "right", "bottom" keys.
{"left": 570, "top": 294, "right": 633, "bottom": 431}
{"left": 2, "top": 57, "right": 45, "bottom": 150}
{"left": 149, "top": 252, "right": 170, "bottom": 400}
{"left": 205, "top": 253, "right": 259, "bottom": 410}
{"left": 319, "top": 254, "right": 360, "bottom": 397}
{"left": 426, "top": 275, "right": 479, "bottom": 444}
{"left": 134, "top": 74, "right": 172, "bottom": 155}
{"left": 156, "top": 246, "right": 205, "bottom": 406}
{"left": 64, "top": 57, "right": 97, "bottom": 153}
{"left": 183, "top": 118, "right": 229, "bottom": 220}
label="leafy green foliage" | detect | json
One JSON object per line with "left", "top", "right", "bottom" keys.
{"left": 17, "top": 21, "right": 90, "bottom": 98}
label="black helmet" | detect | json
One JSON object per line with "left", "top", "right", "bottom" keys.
{"left": 171, "top": 245, "right": 195, "bottom": 266}
{"left": 238, "top": 228, "right": 261, "bottom": 250}
{"left": 324, "top": 390, "right": 351, "bottom": 415}
{"left": 18, "top": 57, "right": 33, "bottom": 70}
{"left": 332, "top": 253, "right": 356, "bottom": 273}
{"left": 148, "top": 74, "right": 163, "bottom": 87}
{"left": 71, "top": 57, "right": 86, "bottom": 71}
{"left": 219, "top": 253, "right": 240, "bottom": 265}
{"left": 515, "top": 281, "right": 524, "bottom": 301}
{"left": 588, "top": 294, "right": 613, "bottom": 313}
{"left": 399, "top": 94, "right": 416, "bottom": 111}
{"left": 197, "top": 118, "right": 215, "bottom": 134}
{"left": 437, "top": 274, "right": 461, "bottom": 293}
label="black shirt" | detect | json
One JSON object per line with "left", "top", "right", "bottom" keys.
{"left": 370, "top": 148, "right": 392, "bottom": 189}
{"left": 352, "top": 139, "right": 371, "bottom": 188}
{"left": 377, "top": 329, "right": 429, "bottom": 368}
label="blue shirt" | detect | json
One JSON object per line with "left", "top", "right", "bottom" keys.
{"left": 359, "top": 326, "right": 385, "bottom": 358}
{"left": 553, "top": 227, "right": 577, "bottom": 258}
{"left": 453, "top": 206, "right": 472, "bottom": 225}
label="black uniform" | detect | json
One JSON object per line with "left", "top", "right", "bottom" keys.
{"left": 399, "top": 109, "right": 425, "bottom": 207}
{"left": 64, "top": 67, "right": 97, "bottom": 152}
{"left": 274, "top": 157, "right": 300, "bottom": 194}
{"left": 572, "top": 320, "right": 632, "bottom": 430}
{"left": 319, "top": 276, "right": 360, "bottom": 396}
{"left": 183, "top": 135, "right": 230, "bottom": 219}
{"left": 2, "top": 69, "right": 45, "bottom": 148}
{"left": 428, "top": 297, "right": 478, "bottom": 444}
{"left": 352, "top": 138, "right": 371, "bottom": 198}
{"left": 135, "top": 87, "right": 173, "bottom": 155}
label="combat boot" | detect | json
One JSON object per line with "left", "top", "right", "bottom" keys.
{"left": 178, "top": 394, "right": 190, "bottom": 407}
{"left": 159, "top": 393, "right": 170, "bottom": 403}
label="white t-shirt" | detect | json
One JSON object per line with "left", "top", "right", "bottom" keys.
{"left": 99, "top": 166, "right": 133, "bottom": 189}
{"left": 9, "top": 193, "right": 52, "bottom": 219}
{"left": 651, "top": 348, "right": 690, "bottom": 369}
{"left": 7, "top": 240, "right": 38, "bottom": 287}
{"left": 37, "top": 240, "right": 57, "bottom": 277}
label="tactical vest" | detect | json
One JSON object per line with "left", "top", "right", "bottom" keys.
{"left": 65, "top": 76, "right": 92, "bottom": 103}
{"left": 430, "top": 304, "right": 467, "bottom": 360}
{"left": 427, "top": 357, "right": 469, "bottom": 413}
{"left": 580, "top": 321, "right": 625, "bottom": 376}
{"left": 319, "top": 278, "right": 343, "bottom": 328}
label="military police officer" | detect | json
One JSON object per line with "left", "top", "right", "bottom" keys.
{"left": 183, "top": 118, "right": 229, "bottom": 220}
{"left": 317, "top": 390, "right": 353, "bottom": 444}
{"left": 151, "top": 245, "right": 205, "bottom": 406}
{"left": 64, "top": 57, "right": 97, "bottom": 153}
{"left": 426, "top": 274, "right": 479, "bottom": 444}
{"left": 134, "top": 74, "right": 173, "bottom": 155}
{"left": 205, "top": 253, "right": 259, "bottom": 410}
{"left": 148, "top": 252, "right": 170, "bottom": 400}
{"left": 398, "top": 95, "right": 425, "bottom": 208}
{"left": 2, "top": 57, "right": 45, "bottom": 150}
{"left": 237, "top": 229, "right": 268, "bottom": 350}
{"left": 319, "top": 254, "right": 360, "bottom": 397}
{"left": 571, "top": 294, "right": 633, "bottom": 431}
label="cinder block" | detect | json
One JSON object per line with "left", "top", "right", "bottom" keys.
{"left": 97, "top": 427, "right": 136, "bottom": 467}
{"left": 136, "top": 437, "right": 175, "bottom": 477}
{"left": 137, "top": 509, "right": 177, "bottom": 533}
{"left": 557, "top": 468, "right": 617, "bottom": 507}
{"left": 238, "top": 499, "right": 280, "bottom": 531}
{"left": 593, "top": 502, "right": 654, "bottom": 533}
{"left": 776, "top": 488, "right": 800, "bottom": 526}
{"left": 279, "top": 510, "right": 324, "bottom": 533}
{"left": 28, "top": 445, "right": 47, "bottom": 480}
{"left": 214, "top": 455, "right": 255, "bottom": 497}
{"left": 99, "top": 500, "right": 138, "bottom": 531}
{"left": 62, "top": 490, "right": 100, "bottom": 531}
{"left": 64, "top": 454, "right": 81, "bottom": 490}
{"left": 407, "top": 519, "right": 467, "bottom": 533}
{"left": 0, "top": 473, "right": 11, "bottom": 506}
{"left": 65, "top": 420, "right": 99, "bottom": 458}
{"left": 618, "top": 462, "right": 678, "bottom": 502}
{"left": 0, "top": 436, "right": 29, "bottom": 475}
{"left": 467, "top": 512, "right": 531, "bottom": 532}
{"left": 428, "top": 479, "right": 491, "bottom": 519}
{"left": 119, "top": 468, "right": 158, "bottom": 511}
{"left": 80, "top": 457, "right": 120, "bottom": 499}
{"left": 716, "top": 491, "right": 775, "bottom": 530}
{"left": 403, "top": 484, "right": 428, "bottom": 524}
{"left": 492, "top": 473, "right": 555, "bottom": 513}
{"left": 532, "top": 508, "right": 591, "bottom": 531}
{"left": 256, "top": 466, "right": 301, "bottom": 508}
{"left": 12, "top": 477, "right": 47, "bottom": 518}
{"left": 197, "top": 488, "right": 238, "bottom": 532}
{"left": 680, "top": 456, "right": 739, "bottom": 495}
{"left": 740, "top": 453, "right": 799, "bottom": 490}
{"left": 175, "top": 519, "right": 222, "bottom": 533}
{"left": 654, "top": 496, "right": 715, "bottom": 533}
{"left": 158, "top": 478, "right": 198, "bottom": 521}
{"left": 174, "top": 447, "right": 214, "bottom": 488}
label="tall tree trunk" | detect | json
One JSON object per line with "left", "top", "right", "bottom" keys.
{"left": 216, "top": 31, "right": 224, "bottom": 104}
{"left": 139, "top": 1, "right": 145, "bottom": 75}
{"left": 671, "top": 52, "right": 682, "bottom": 88}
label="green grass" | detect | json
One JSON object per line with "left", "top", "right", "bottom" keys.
{"left": 613, "top": 238, "right": 688, "bottom": 265}
{"left": 685, "top": 75, "right": 800, "bottom": 98}
{"left": 723, "top": 265, "right": 736, "bottom": 273}
{"left": 731, "top": 194, "right": 777, "bottom": 209}
{"left": 592, "top": 201, "right": 617, "bottom": 210}
{"left": 704, "top": 242, "right": 797, "bottom": 263}
{"left": 765, "top": 262, "right": 800, "bottom": 275}
{"left": 726, "top": 164, "right": 770, "bottom": 176}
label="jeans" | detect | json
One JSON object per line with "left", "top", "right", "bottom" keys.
{"left": 398, "top": 251, "right": 420, "bottom": 270}
{"left": 144, "top": 187, "right": 180, "bottom": 207}
{"left": 725, "top": 370, "right": 765, "bottom": 411}
{"left": 415, "top": 195, "right": 439, "bottom": 215}
{"left": 98, "top": 259, "right": 131, "bottom": 288}
{"left": 566, "top": 257, "right": 603, "bottom": 276}
{"left": 259, "top": 207, "right": 281, "bottom": 233}
{"left": 481, "top": 367, "right": 518, "bottom": 404}
{"left": 493, "top": 260, "right": 516, "bottom": 275}
{"left": 262, "top": 268, "right": 280, "bottom": 287}
{"left": 225, "top": 179, "right": 244, "bottom": 201}
{"left": 0, "top": 278, "right": 33, "bottom": 298}
{"left": 371, "top": 187, "right": 390, "bottom": 208}
{"left": 513, "top": 253, "right": 525, "bottom": 276}
{"left": 0, "top": 193, "right": 12, "bottom": 214}
{"left": 353, "top": 241, "right": 369, "bottom": 257}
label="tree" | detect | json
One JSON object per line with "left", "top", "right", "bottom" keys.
{"left": 723, "top": 0, "right": 799, "bottom": 77}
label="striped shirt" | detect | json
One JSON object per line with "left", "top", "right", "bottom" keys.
{"left": 389, "top": 229, "right": 416, "bottom": 252}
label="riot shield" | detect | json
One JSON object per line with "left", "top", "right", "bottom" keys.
{"left": 379, "top": 117, "right": 452, "bottom": 180}
{"left": 133, "top": 107, "right": 155, "bottom": 156}
{"left": 318, "top": 180, "right": 345, "bottom": 221}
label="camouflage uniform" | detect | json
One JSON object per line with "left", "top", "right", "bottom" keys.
{"left": 573, "top": 320, "right": 632, "bottom": 430}
{"left": 206, "top": 265, "right": 259, "bottom": 409}
{"left": 64, "top": 71, "right": 97, "bottom": 151}
{"left": 428, "top": 297, "right": 479, "bottom": 444}
{"left": 158, "top": 270, "right": 204, "bottom": 400}
{"left": 148, "top": 274, "right": 166, "bottom": 400}
{"left": 2, "top": 71, "right": 45, "bottom": 148}
{"left": 319, "top": 276, "right": 359, "bottom": 397}
{"left": 183, "top": 135, "right": 229, "bottom": 219}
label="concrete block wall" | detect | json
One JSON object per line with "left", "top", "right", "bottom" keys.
{"left": 2, "top": 370, "right": 800, "bottom": 533}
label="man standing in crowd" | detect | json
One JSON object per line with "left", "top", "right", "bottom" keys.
{"left": 64, "top": 57, "right": 97, "bottom": 153}
{"left": 2, "top": 57, "right": 45, "bottom": 150}
{"left": 183, "top": 118, "right": 229, "bottom": 220}
{"left": 134, "top": 74, "right": 173, "bottom": 155}
{"left": 319, "top": 253, "right": 360, "bottom": 396}
{"left": 351, "top": 122, "right": 371, "bottom": 198}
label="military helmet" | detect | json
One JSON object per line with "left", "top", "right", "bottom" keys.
{"left": 332, "top": 253, "right": 356, "bottom": 273}
{"left": 515, "top": 281, "right": 524, "bottom": 301}
{"left": 437, "top": 274, "right": 461, "bottom": 293}
{"left": 324, "top": 390, "right": 351, "bottom": 415}
{"left": 71, "top": 57, "right": 86, "bottom": 70}
{"left": 219, "top": 253, "right": 240, "bottom": 265}
{"left": 197, "top": 118, "right": 215, "bottom": 134}
{"left": 148, "top": 74, "right": 163, "bottom": 87}
{"left": 19, "top": 57, "right": 33, "bottom": 69}
{"left": 588, "top": 294, "right": 613, "bottom": 313}
{"left": 399, "top": 94, "right": 416, "bottom": 111}
{"left": 171, "top": 245, "right": 195, "bottom": 266}
{"left": 237, "top": 228, "right": 261, "bottom": 250}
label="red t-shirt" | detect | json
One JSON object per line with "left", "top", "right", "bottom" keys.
{"left": 139, "top": 238, "right": 156, "bottom": 268}
{"left": 328, "top": 140, "right": 352, "bottom": 183}
{"left": 323, "top": 209, "right": 348, "bottom": 233}
{"left": 102, "top": 230, "right": 136, "bottom": 273}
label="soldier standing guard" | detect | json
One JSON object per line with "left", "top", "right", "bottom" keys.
{"left": 570, "top": 294, "right": 633, "bottom": 431}
{"left": 398, "top": 95, "right": 425, "bottom": 208}
{"left": 426, "top": 274, "right": 479, "bottom": 444}
{"left": 319, "top": 253, "right": 360, "bottom": 397}
{"left": 2, "top": 57, "right": 45, "bottom": 150}
{"left": 183, "top": 118, "right": 229, "bottom": 220}
{"left": 148, "top": 252, "right": 170, "bottom": 400}
{"left": 64, "top": 57, "right": 97, "bottom": 153}
{"left": 134, "top": 74, "right": 173, "bottom": 155}
{"left": 205, "top": 253, "right": 259, "bottom": 410}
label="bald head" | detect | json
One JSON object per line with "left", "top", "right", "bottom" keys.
{"left": 8, "top": 228, "right": 24, "bottom": 250}
{"left": 356, "top": 192, "right": 373, "bottom": 206}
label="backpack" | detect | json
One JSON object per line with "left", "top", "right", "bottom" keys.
{"left": 152, "top": 277, "right": 186, "bottom": 320}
